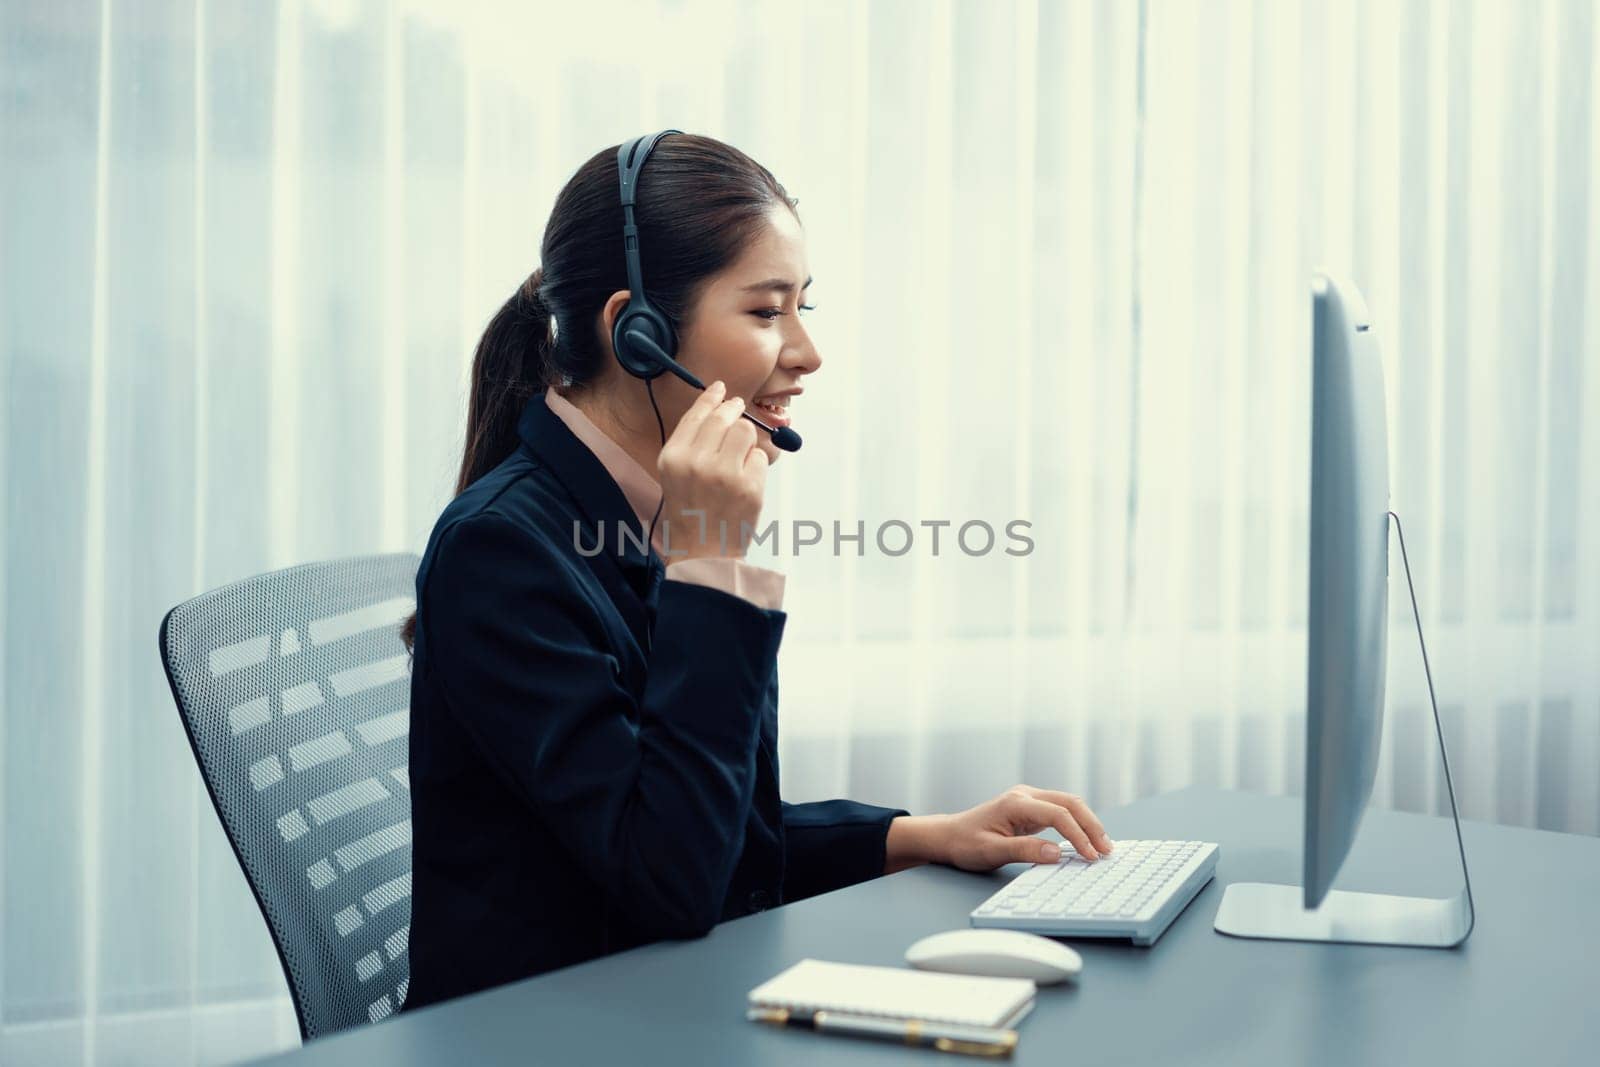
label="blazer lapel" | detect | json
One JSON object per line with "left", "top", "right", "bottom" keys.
{"left": 517, "top": 392, "right": 659, "bottom": 646}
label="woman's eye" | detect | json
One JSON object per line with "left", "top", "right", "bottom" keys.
{"left": 753, "top": 304, "right": 817, "bottom": 321}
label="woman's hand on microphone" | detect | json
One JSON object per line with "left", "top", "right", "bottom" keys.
{"left": 883, "top": 785, "right": 1114, "bottom": 875}
{"left": 656, "top": 380, "right": 768, "bottom": 562}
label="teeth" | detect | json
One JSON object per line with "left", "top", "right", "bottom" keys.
{"left": 754, "top": 396, "right": 788, "bottom": 412}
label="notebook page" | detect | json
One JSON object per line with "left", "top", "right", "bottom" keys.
{"left": 747, "top": 959, "right": 1035, "bottom": 1028}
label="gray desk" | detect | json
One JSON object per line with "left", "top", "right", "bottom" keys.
{"left": 260, "top": 787, "right": 1598, "bottom": 1065}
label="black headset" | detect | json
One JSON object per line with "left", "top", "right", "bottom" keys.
{"left": 610, "top": 130, "right": 802, "bottom": 452}
{"left": 612, "top": 129, "right": 685, "bottom": 381}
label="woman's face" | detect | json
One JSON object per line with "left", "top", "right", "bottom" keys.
{"left": 631, "top": 206, "right": 822, "bottom": 465}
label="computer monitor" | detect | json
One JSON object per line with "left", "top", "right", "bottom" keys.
{"left": 1211, "top": 273, "right": 1474, "bottom": 948}
{"left": 1302, "top": 273, "right": 1388, "bottom": 908}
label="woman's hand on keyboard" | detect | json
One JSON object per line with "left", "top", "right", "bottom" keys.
{"left": 932, "top": 785, "right": 1115, "bottom": 872}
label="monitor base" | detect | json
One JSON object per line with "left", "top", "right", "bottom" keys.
{"left": 1213, "top": 882, "right": 1472, "bottom": 947}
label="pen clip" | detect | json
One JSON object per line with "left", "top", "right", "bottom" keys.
{"left": 934, "top": 1032, "right": 1018, "bottom": 1059}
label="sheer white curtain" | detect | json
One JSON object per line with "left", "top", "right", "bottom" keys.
{"left": 2, "top": 0, "right": 1596, "bottom": 1062}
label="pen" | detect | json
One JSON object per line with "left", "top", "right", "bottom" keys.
{"left": 746, "top": 1007, "right": 1019, "bottom": 1058}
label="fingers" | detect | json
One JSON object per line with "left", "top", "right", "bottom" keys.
{"left": 692, "top": 393, "right": 748, "bottom": 454}
{"left": 671, "top": 379, "right": 726, "bottom": 446}
{"left": 718, "top": 416, "right": 759, "bottom": 474}
{"left": 742, "top": 439, "right": 771, "bottom": 477}
{"left": 1008, "top": 836, "right": 1063, "bottom": 865}
{"left": 1017, "top": 795, "right": 1099, "bottom": 861}
{"left": 1021, "top": 787, "right": 1113, "bottom": 854}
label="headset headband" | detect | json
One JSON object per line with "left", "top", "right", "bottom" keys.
{"left": 617, "top": 129, "right": 682, "bottom": 303}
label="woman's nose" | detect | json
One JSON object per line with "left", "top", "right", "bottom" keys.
{"left": 786, "top": 326, "right": 822, "bottom": 375}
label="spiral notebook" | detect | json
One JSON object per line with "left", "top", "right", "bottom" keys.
{"left": 747, "top": 959, "right": 1037, "bottom": 1029}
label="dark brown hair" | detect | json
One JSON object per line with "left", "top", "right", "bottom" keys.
{"left": 401, "top": 133, "right": 798, "bottom": 650}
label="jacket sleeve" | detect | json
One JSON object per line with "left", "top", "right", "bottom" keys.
{"left": 420, "top": 512, "right": 785, "bottom": 939}
{"left": 780, "top": 799, "right": 909, "bottom": 905}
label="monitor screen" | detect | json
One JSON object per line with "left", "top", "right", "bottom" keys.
{"left": 1303, "top": 273, "right": 1390, "bottom": 909}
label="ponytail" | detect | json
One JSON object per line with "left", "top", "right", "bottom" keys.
{"left": 401, "top": 267, "right": 551, "bottom": 652}
{"left": 456, "top": 267, "right": 553, "bottom": 494}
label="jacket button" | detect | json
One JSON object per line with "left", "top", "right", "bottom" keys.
{"left": 747, "top": 889, "right": 771, "bottom": 913}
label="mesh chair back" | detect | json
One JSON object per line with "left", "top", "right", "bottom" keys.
{"left": 159, "top": 553, "right": 419, "bottom": 1040}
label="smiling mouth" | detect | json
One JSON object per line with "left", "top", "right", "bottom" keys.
{"left": 749, "top": 394, "right": 795, "bottom": 430}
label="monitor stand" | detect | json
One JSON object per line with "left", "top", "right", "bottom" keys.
{"left": 1212, "top": 511, "right": 1476, "bottom": 948}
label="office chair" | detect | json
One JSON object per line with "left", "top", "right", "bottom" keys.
{"left": 159, "top": 553, "right": 419, "bottom": 1040}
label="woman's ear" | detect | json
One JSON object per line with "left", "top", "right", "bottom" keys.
{"left": 598, "top": 290, "right": 633, "bottom": 360}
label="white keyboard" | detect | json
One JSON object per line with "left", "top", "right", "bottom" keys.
{"left": 970, "top": 840, "right": 1219, "bottom": 946}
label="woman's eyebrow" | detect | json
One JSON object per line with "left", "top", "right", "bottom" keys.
{"left": 740, "top": 276, "right": 813, "bottom": 294}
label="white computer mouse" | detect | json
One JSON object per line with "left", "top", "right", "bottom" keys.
{"left": 905, "top": 929, "right": 1083, "bottom": 984}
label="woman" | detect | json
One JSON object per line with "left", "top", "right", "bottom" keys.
{"left": 401, "top": 132, "right": 1114, "bottom": 1011}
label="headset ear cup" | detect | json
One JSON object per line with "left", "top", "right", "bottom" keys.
{"left": 612, "top": 304, "right": 678, "bottom": 380}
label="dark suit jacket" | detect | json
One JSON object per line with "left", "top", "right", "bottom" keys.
{"left": 402, "top": 392, "right": 908, "bottom": 1011}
